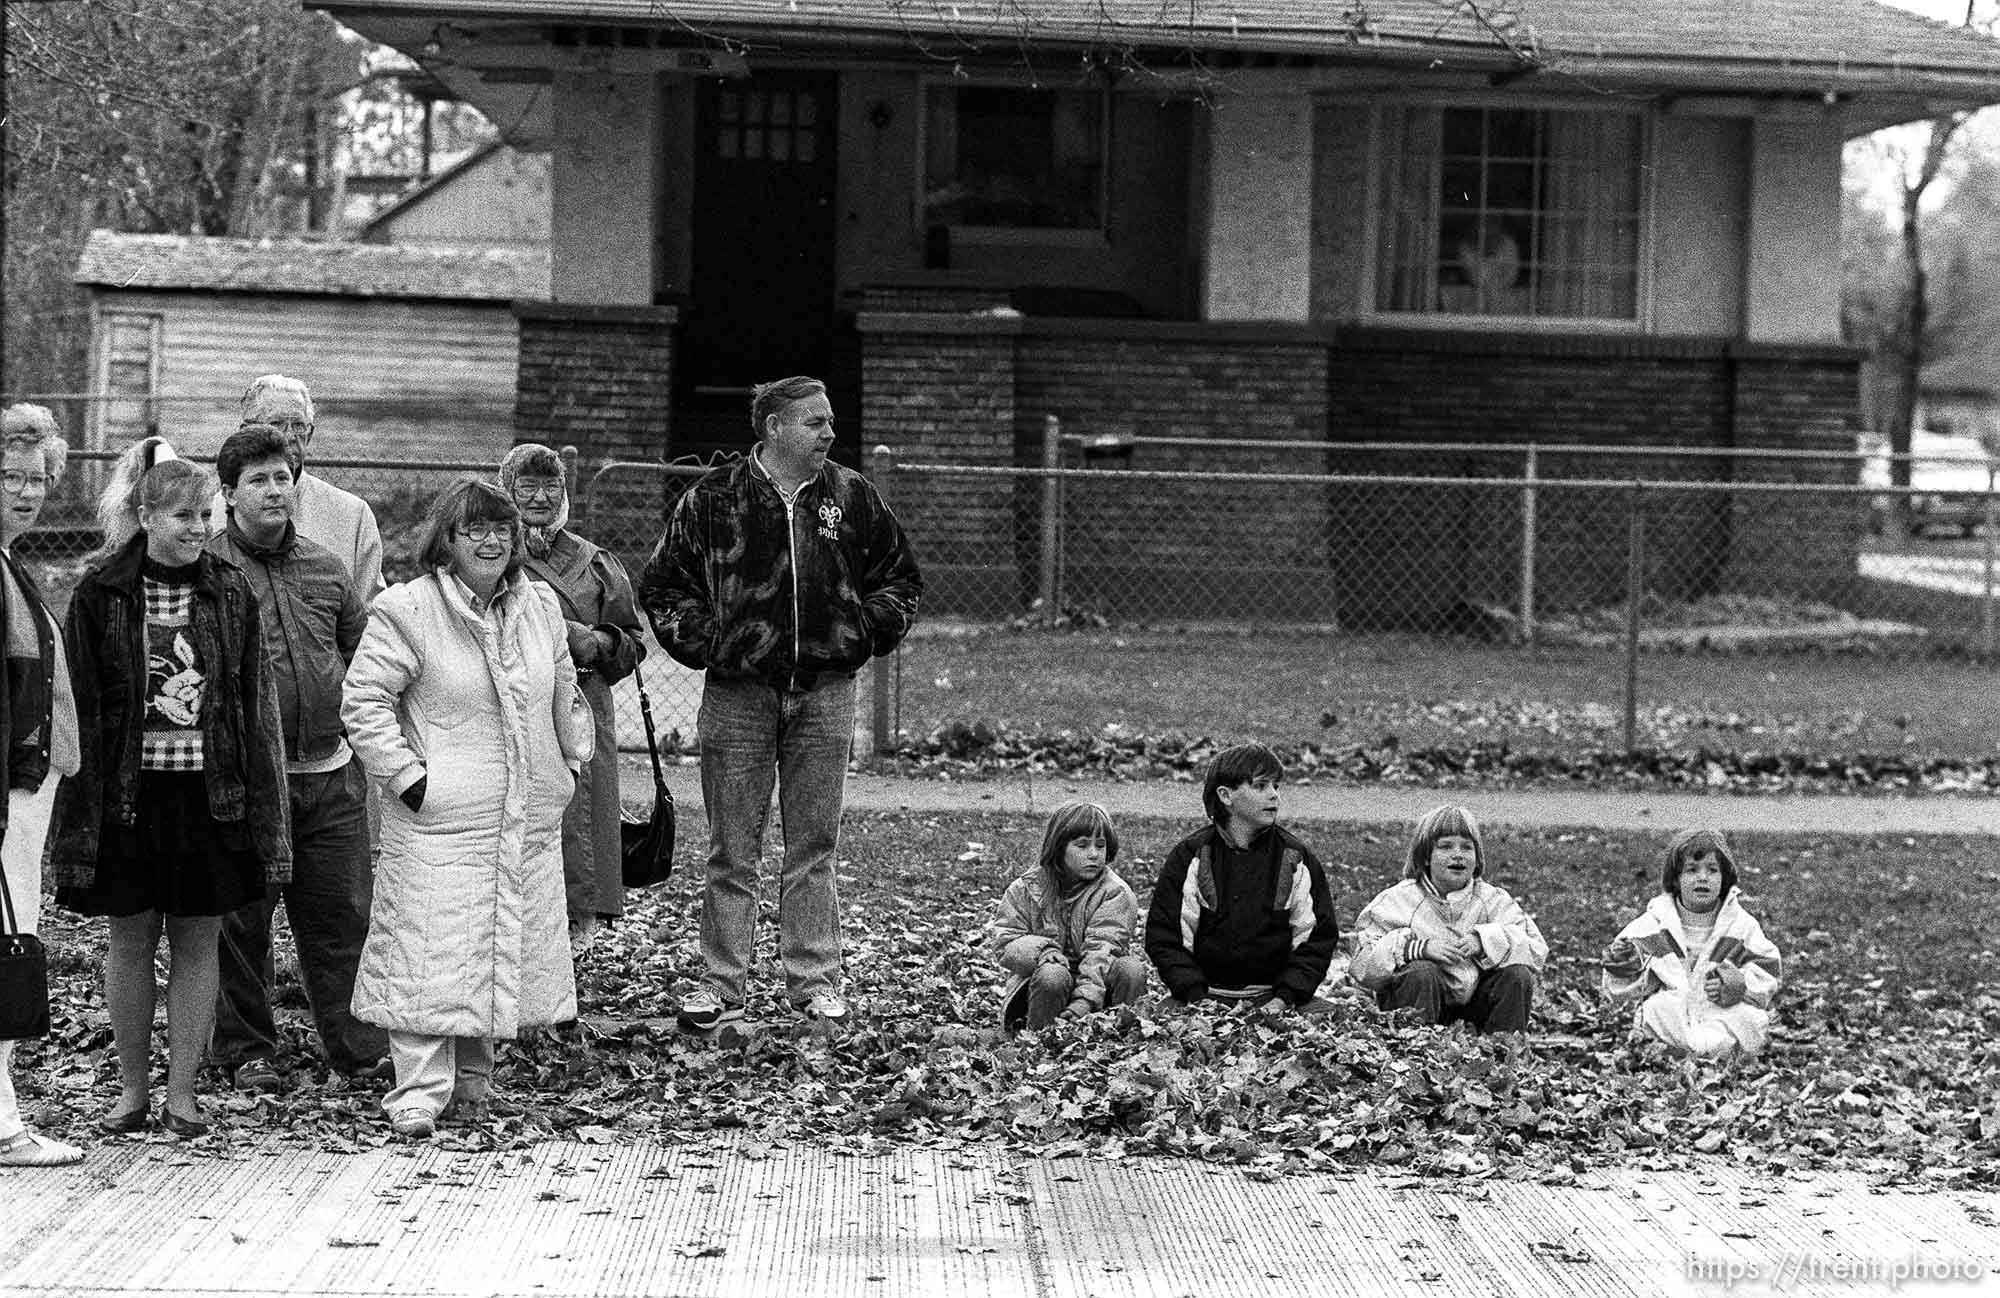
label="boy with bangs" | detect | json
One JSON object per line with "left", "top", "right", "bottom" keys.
{"left": 1144, "top": 744, "right": 1340, "bottom": 1014}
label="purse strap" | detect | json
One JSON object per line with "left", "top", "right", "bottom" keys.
{"left": 634, "top": 674, "right": 669, "bottom": 798}
{"left": 0, "top": 865, "right": 20, "bottom": 937}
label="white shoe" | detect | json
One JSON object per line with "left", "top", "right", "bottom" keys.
{"left": 0, "top": 1129, "right": 83, "bottom": 1167}
{"left": 676, "top": 988, "right": 745, "bottom": 1032}
{"left": 800, "top": 992, "right": 850, "bottom": 1022}
{"left": 389, "top": 1107, "right": 435, "bottom": 1139}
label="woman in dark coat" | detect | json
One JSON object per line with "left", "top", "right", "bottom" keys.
{"left": 53, "top": 440, "right": 291, "bottom": 1137}
{"left": 497, "top": 444, "right": 646, "bottom": 948}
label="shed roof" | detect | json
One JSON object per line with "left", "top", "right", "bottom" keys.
{"left": 73, "top": 230, "right": 550, "bottom": 302}
{"left": 317, "top": 0, "right": 2000, "bottom": 94}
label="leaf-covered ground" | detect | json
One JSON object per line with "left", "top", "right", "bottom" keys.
{"left": 16, "top": 816, "right": 2000, "bottom": 1188}
{"left": 885, "top": 723, "right": 2000, "bottom": 794}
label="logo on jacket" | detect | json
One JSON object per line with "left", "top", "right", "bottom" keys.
{"left": 816, "top": 502, "right": 843, "bottom": 542}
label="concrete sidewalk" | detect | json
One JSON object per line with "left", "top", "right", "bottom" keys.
{"left": 626, "top": 757, "right": 2000, "bottom": 836}
{"left": 5, "top": 1131, "right": 1996, "bottom": 1296}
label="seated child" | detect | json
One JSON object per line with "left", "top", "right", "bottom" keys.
{"left": 1350, "top": 805, "right": 1547, "bottom": 1033}
{"left": 1144, "top": 744, "right": 1340, "bottom": 1014}
{"left": 989, "top": 801, "right": 1146, "bottom": 1033}
{"left": 1601, "top": 828, "right": 1781, "bottom": 1059}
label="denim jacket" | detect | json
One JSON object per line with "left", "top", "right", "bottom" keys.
{"left": 207, "top": 519, "right": 366, "bottom": 765}
{"left": 638, "top": 453, "right": 922, "bottom": 689}
{"left": 51, "top": 536, "right": 292, "bottom": 888}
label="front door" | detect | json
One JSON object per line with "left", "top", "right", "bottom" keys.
{"left": 688, "top": 72, "right": 838, "bottom": 405}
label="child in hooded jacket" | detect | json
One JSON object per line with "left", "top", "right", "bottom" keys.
{"left": 1350, "top": 806, "right": 1547, "bottom": 1033}
{"left": 989, "top": 801, "right": 1146, "bottom": 1033}
{"left": 1601, "top": 828, "right": 1782, "bottom": 1059}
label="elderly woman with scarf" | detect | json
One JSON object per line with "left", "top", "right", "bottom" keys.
{"left": 497, "top": 444, "right": 646, "bottom": 950}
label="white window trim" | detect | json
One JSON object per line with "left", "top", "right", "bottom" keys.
{"left": 1353, "top": 97, "right": 1657, "bottom": 333}
{"left": 915, "top": 77, "right": 1112, "bottom": 245}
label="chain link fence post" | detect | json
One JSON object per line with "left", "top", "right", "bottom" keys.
{"left": 1040, "top": 414, "right": 1062, "bottom": 622}
{"left": 869, "top": 443, "right": 896, "bottom": 768}
{"left": 1984, "top": 460, "right": 1996, "bottom": 660}
{"left": 1623, "top": 480, "right": 1645, "bottom": 755}
{"left": 1519, "top": 442, "right": 1538, "bottom": 644}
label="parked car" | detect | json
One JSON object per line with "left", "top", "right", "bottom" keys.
{"left": 1859, "top": 428, "right": 1996, "bottom": 538}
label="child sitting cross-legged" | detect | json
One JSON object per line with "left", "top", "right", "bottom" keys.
{"left": 1144, "top": 744, "right": 1341, "bottom": 1015}
{"left": 989, "top": 801, "right": 1146, "bottom": 1034}
{"left": 1350, "top": 806, "right": 1547, "bottom": 1034}
{"left": 1601, "top": 828, "right": 1782, "bottom": 1059}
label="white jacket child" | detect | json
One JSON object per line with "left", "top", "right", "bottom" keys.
{"left": 1602, "top": 891, "right": 1781, "bottom": 1058}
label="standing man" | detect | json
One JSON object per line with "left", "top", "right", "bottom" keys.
{"left": 639, "top": 376, "right": 921, "bottom": 1031}
{"left": 235, "top": 375, "right": 385, "bottom": 602}
{"left": 208, "top": 425, "right": 388, "bottom": 1087}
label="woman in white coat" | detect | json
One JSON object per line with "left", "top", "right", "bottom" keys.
{"left": 341, "top": 479, "right": 593, "bottom": 1138}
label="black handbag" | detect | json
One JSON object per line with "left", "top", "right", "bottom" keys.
{"left": 0, "top": 865, "right": 50, "bottom": 1041}
{"left": 621, "top": 676, "right": 677, "bottom": 889}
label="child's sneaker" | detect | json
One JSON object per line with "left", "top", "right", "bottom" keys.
{"left": 799, "top": 992, "right": 850, "bottom": 1023}
{"left": 676, "top": 988, "right": 745, "bottom": 1032}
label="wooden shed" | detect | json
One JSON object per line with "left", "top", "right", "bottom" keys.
{"left": 72, "top": 230, "right": 550, "bottom": 462}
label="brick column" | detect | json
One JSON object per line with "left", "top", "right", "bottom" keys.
{"left": 857, "top": 310, "right": 1021, "bottom": 617}
{"left": 1725, "top": 343, "right": 1864, "bottom": 601}
{"left": 514, "top": 302, "right": 678, "bottom": 465}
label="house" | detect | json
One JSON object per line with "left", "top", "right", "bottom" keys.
{"left": 74, "top": 230, "right": 550, "bottom": 463}
{"left": 359, "top": 141, "right": 552, "bottom": 245}
{"left": 314, "top": 0, "right": 2000, "bottom": 621}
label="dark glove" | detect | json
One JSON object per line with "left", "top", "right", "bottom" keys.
{"left": 1601, "top": 938, "right": 1643, "bottom": 978}
{"left": 1705, "top": 963, "right": 1747, "bottom": 1007}
{"left": 399, "top": 777, "right": 427, "bottom": 813}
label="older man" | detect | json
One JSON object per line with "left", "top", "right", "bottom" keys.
{"left": 232, "top": 375, "right": 385, "bottom": 601}
{"left": 639, "top": 376, "right": 921, "bottom": 1032}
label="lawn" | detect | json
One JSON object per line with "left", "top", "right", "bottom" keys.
{"left": 15, "top": 811, "right": 2000, "bottom": 1184}
{"left": 887, "top": 626, "right": 2000, "bottom": 781}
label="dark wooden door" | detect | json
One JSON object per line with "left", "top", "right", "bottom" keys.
{"left": 688, "top": 73, "right": 838, "bottom": 399}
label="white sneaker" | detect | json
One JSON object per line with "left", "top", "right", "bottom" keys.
{"left": 800, "top": 992, "right": 850, "bottom": 1022}
{"left": 676, "top": 988, "right": 745, "bottom": 1032}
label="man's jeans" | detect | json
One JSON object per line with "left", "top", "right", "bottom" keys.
{"left": 214, "top": 759, "right": 388, "bottom": 1073}
{"left": 697, "top": 674, "right": 853, "bottom": 1005}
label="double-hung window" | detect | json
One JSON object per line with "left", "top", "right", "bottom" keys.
{"left": 1374, "top": 104, "right": 1646, "bottom": 322}
{"left": 921, "top": 84, "right": 1106, "bottom": 236}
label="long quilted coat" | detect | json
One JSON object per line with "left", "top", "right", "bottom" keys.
{"left": 340, "top": 568, "right": 594, "bottom": 1038}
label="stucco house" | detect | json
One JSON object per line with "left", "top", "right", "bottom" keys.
{"left": 315, "top": 0, "right": 2000, "bottom": 621}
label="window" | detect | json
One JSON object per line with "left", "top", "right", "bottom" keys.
{"left": 714, "top": 85, "right": 819, "bottom": 163}
{"left": 922, "top": 85, "right": 1105, "bottom": 233}
{"left": 1374, "top": 105, "right": 1645, "bottom": 321}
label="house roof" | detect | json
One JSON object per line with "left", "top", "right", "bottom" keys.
{"left": 317, "top": 0, "right": 2000, "bottom": 98}
{"left": 73, "top": 230, "right": 550, "bottom": 302}
{"left": 359, "top": 141, "right": 504, "bottom": 238}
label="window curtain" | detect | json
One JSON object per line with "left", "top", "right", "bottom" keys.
{"left": 1374, "top": 106, "right": 1441, "bottom": 313}
{"left": 1538, "top": 113, "right": 1641, "bottom": 318}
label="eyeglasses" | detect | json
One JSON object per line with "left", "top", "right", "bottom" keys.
{"left": 511, "top": 481, "right": 564, "bottom": 501}
{"left": 456, "top": 523, "right": 511, "bottom": 543}
{"left": 254, "top": 418, "right": 311, "bottom": 436}
{"left": 1, "top": 471, "right": 49, "bottom": 493}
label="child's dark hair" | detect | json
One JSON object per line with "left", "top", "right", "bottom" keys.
{"left": 1661, "top": 828, "right": 1738, "bottom": 904}
{"left": 1037, "top": 801, "right": 1119, "bottom": 881}
{"left": 1403, "top": 804, "right": 1485, "bottom": 881}
{"left": 1201, "top": 743, "right": 1283, "bottom": 823}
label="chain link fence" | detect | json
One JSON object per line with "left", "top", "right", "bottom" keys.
{"left": 875, "top": 429, "right": 2000, "bottom": 764}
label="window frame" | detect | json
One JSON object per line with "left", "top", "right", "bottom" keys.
{"left": 914, "top": 77, "right": 1112, "bottom": 248}
{"left": 1357, "top": 96, "right": 1657, "bottom": 332}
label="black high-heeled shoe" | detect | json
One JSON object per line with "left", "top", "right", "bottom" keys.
{"left": 97, "top": 1107, "right": 151, "bottom": 1135}
{"left": 160, "top": 1108, "right": 210, "bottom": 1138}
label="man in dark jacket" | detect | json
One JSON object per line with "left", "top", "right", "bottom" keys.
{"left": 640, "top": 376, "right": 921, "bottom": 1031}
{"left": 208, "top": 425, "right": 387, "bottom": 1088}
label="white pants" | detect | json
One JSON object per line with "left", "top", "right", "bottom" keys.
{"left": 1637, "top": 988, "right": 1770, "bottom": 1059}
{"left": 383, "top": 1031, "right": 494, "bottom": 1118}
{"left": 1, "top": 773, "right": 60, "bottom": 1141}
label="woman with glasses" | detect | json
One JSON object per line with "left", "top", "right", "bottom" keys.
{"left": 340, "top": 479, "right": 593, "bottom": 1138}
{"left": 0, "top": 405, "right": 83, "bottom": 1165}
{"left": 53, "top": 437, "right": 291, "bottom": 1139}
{"left": 496, "top": 444, "right": 646, "bottom": 952}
